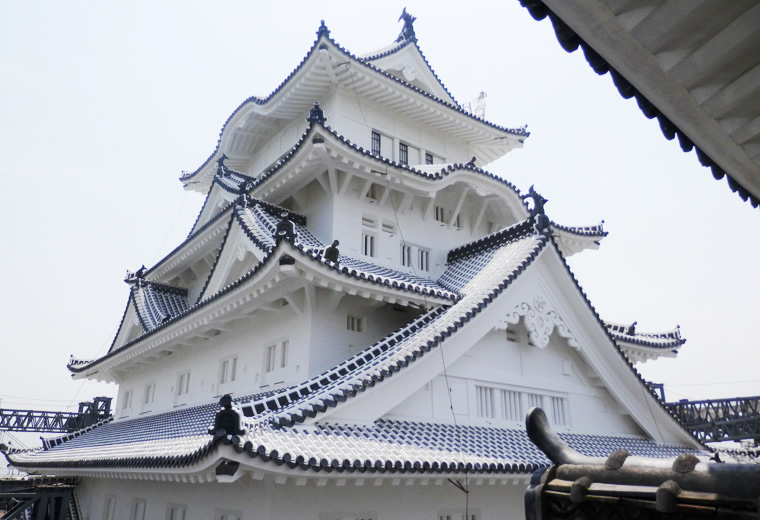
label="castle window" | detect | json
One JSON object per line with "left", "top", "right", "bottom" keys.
{"left": 121, "top": 390, "right": 133, "bottom": 411}
{"left": 280, "top": 340, "right": 289, "bottom": 369}
{"left": 417, "top": 248, "right": 430, "bottom": 271}
{"left": 176, "top": 371, "right": 190, "bottom": 401}
{"left": 371, "top": 131, "right": 381, "bottom": 155}
{"left": 215, "top": 511, "right": 242, "bottom": 520}
{"left": 131, "top": 498, "right": 146, "bottom": 520}
{"left": 476, "top": 386, "right": 495, "bottom": 418}
{"left": 439, "top": 511, "right": 479, "bottom": 520}
{"left": 399, "top": 142, "right": 408, "bottom": 165}
{"left": 219, "top": 356, "right": 237, "bottom": 385}
{"left": 361, "top": 233, "right": 375, "bottom": 257}
{"left": 400, "top": 244, "right": 412, "bottom": 267}
{"left": 103, "top": 496, "right": 116, "bottom": 520}
{"left": 527, "top": 393, "right": 544, "bottom": 409}
{"left": 166, "top": 504, "right": 186, "bottom": 520}
{"left": 265, "top": 340, "right": 289, "bottom": 373}
{"left": 425, "top": 152, "right": 433, "bottom": 165}
{"left": 500, "top": 389, "right": 522, "bottom": 421}
{"left": 347, "top": 315, "right": 363, "bottom": 332}
{"left": 434, "top": 205, "right": 447, "bottom": 223}
{"left": 551, "top": 396, "right": 568, "bottom": 426}
{"left": 142, "top": 383, "right": 155, "bottom": 406}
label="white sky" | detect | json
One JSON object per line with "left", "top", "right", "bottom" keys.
{"left": 1, "top": 1, "right": 758, "bottom": 448}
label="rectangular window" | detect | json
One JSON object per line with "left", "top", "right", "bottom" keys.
{"left": 103, "top": 496, "right": 116, "bottom": 520}
{"left": 361, "top": 233, "right": 375, "bottom": 257}
{"left": 500, "top": 389, "right": 522, "bottom": 421}
{"left": 176, "top": 372, "right": 190, "bottom": 398}
{"left": 347, "top": 315, "right": 363, "bottom": 332}
{"left": 399, "top": 142, "right": 408, "bottom": 165}
{"left": 551, "top": 396, "right": 568, "bottom": 426}
{"left": 121, "top": 390, "right": 133, "bottom": 411}
{"left": 417, "top": 248, "right": 430, "bottom": 272}
{"left": 400, "top": 244, "right": 412, "bottom": 267}
{"left": 219, "top": 356, "right": 238, "bottom": 384}
{"left": 280, "top": 340, "right": 289, "bottom": 369}
{"left": 166, "top": 504, "right": 186, "bottom": 520}
{"left": 265, "top": 345, "right": 276, "bottom": 373}
{"left": 143, "top": 383, "right": 155, "bottom": 405}
{"left": 215, "top": 511, "right": 242, "bottom": 520}
{"left": 527, "top": 393, "right": 544, "bottom": 410}
{"left": 425, "top": 152, "right": 434, "bottom": 165}
{"left": 366, "top": 183, "right": 381, "bottom": 202}
{"left": 434, "top": 205, "right": 447, "bottom": 223}
{"left": 131, "top": 499, "right": 146, "bottom": 520}
{"left": 361, "top": 215, "right": 377, "bottom": 228}
{"left": 439, "top": 511, "right": 479, "bottom": 520}
{"left": 371, "top": 131, "right": 381, "bottom": 155}
{"left": 476, "top": 386, "right": 495, "bottom": 418}
{"left": 381, "top": 221, "right": 395, "bottom": 234}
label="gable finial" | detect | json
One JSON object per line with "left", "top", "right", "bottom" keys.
{"left": 307, "top": 101, "right": 327, "bottom": 124}
{"left": 522, "top": 185, "right": 551, "bottom": 234}
{"left": 317, "top": 20, "right": 330, "bottom": 38}
{"left": 216, "top": 153, "right": 229, "bottom": 177}
{"left": 396, "top": 8, "right": 417, "bottom": 42}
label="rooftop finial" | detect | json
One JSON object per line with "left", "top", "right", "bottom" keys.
{"left": 317, "top": 20, "right": 330, "bottom": 37}
{"left": 396, "top": 8, "right": 417, "bottom": 42}
{"left": 307, "top": 101, "right": 327, "bottom": 124}
{"left": 216, "top": 153, "right": 229, "bottom": 177}
{"left": 522, "top": 185, "right": 550, "bottom": 234}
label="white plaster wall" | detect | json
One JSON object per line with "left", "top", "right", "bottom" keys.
{"left": 77, "top": 474, "right": 529, "bottom": 520}
{"left": 307, "top": 297, "right": 420, "bottom": 377}
{"left": 114, "top": 305, "right": 311, "bottom": 418}
{"left": 386, "top": 325, "right": 647, "bottom": 438}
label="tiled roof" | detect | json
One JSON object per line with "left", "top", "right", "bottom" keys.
{"left": 234, "top": 201, "right": 459, "bottom": 300}
{"left": 180, "top": 22, "right": 528, "bottom": 184}
{"left": 131, "top": 281, "right": 189, "bottom": 332}
{"left": 5, "top": 406, "right": 700, "bottom": 473}
{"left": 518, "top": 0, "right": 758, "bottom": 210}
{"left": 551, "top": 221, "right": 607, "bottom": 239}
{"left": 70, "top": 201, "right": 458, "bottom": 374}
{"left": 234, "top": 121, "right": 525, "bottom": 209}
{"left": 17, "top": 220, "right": 702, "bottom": 472}
{"left": 359, "top": 36, "right": 458, "bottom": 107}
{"left": 605, "top": 322, "right": 685, "bottom": 350}
{"left": 240, "top": 221, "right": 545, "bottom": 429}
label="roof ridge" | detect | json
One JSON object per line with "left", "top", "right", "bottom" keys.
{"left": 180, "top": 25, "right": 528, "bottom": 183}
{"left": 239, "top": 232, "right": 548, "bottom": 429}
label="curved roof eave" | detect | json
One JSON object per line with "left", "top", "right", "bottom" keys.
{"left": 180, "top": 23, "right": 529, "bottom": 190}
{"left": 69, "top": 230, "right": 454, "bottom": 376}
{"left": 243, "top": 121, "right": 529, "bottom": 219}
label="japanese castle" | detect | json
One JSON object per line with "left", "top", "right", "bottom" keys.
{"left": 4, "top": 13, "right": 702, "bottom": 520}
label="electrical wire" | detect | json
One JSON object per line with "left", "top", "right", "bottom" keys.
{"left": 349, "top": 60, "right": 470, "bottom": 515}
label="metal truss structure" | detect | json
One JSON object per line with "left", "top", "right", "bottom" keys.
{"left": 666, "top": 396, "right": 760, "bottom": 444}
{"left": 0, "top": 398, "right": 111, "bottom": 434}
{"left": 0, "top": 477, "right": 79, "bottom": 520}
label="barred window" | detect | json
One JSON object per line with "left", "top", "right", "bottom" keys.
{"left": 399, "top": 142, "right": 408, "bottom": 165}
{"left": 371, "top": 131, "right": 381, "bottom": 155}
{"left": 425, "top": 152, "right": 434, "bottom": 165}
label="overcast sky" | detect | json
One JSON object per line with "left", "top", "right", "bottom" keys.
{"left": 1, "top": 1, "right": 758, "bottom": 448}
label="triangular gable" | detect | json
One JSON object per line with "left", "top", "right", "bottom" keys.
{"left": 239, "top": 222, "right": 698, "bottom": 448}
{"left": 108, "top": 294, "right": 148, "bottom": 354}
{"left": 361, "top": 40, "right": 457, "bottom": 105}
{"left": 200, "top": 208, "right": 273, "bottom": 298}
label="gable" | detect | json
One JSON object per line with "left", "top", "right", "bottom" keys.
{"left": 363, "top": 41, "right": 457, "bottom": 104}
{"left": 320, "top": 244, "right": 697, "bottom": 447}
